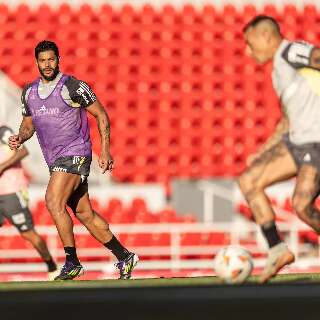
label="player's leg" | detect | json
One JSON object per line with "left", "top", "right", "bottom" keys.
{"left": 45, "top": 172, "right": 84, "bottom": 280}
{"left": 67, "top": 183, "right": 138, "bottom": 279}
{"left": 292, "top": 164, "right": 320, "bottom": 233}
{"left": 67, "top": 182, "right": 113, "bottom": 243}
{"left": 1, "top": 191, "right": 58, "bottom": 278}
{"left": 45, "top": 172, "right": 80, "bottom": 247}
{"left": 238, "top": 142, "right": 297, "bottom": 224}
{"left": 20, "top": 229, "right": 58, "bottom": 279}
{"left": 237, "top": 142, "right": 297, "bottom": 282}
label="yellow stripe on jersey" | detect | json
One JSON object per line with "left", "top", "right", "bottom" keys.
{"left": 298, "top": 67, "right": 320, "bottom": 96}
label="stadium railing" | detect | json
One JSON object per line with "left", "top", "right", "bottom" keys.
{"left": 0, "top": 221, "right": 318, "bottom": 274}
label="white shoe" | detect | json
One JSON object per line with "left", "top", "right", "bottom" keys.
{"left": 259, "top": 242, "right": 295, "bottom": 283}
{"left": 48, "top": 269, "right": 60, "bottom": 281}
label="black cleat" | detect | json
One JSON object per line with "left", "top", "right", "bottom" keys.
{"left": 54, "top": 261, "right": 84, "bottom": 280}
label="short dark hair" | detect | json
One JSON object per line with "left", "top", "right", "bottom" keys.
{"left": 243, "top": 15, "right": 281, "bottom": 34}
{"left": 35, "top": 40, "right": 60, "bottom": 59}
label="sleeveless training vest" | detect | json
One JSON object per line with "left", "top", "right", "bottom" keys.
{"left": 27, "top": 74, "right": 92, "bottom": 166}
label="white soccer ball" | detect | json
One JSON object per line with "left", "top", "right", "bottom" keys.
{"left": 214, "top": 246, "right": 253, "bottom": 284}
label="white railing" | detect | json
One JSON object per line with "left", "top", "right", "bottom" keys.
{"left": 0, "top": 221, "right": 318, "bottom": 273}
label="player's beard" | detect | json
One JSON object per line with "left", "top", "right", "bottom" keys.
{"left": 39, "top": 64, "right": 60, "bottom": 82}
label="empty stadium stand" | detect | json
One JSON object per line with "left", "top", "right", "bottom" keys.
{"left": 1, "top": 3, "right": 309, "bottom": 186}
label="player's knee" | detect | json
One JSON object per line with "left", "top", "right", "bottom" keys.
{"left": 292, "top": 196, "right": 310, "bottom": 218}
{"left": 102, "top": 218, "right": 110, "bottom": 232}
{"left": 75, "top": 210, "right": 94, "bottom": 224}
{"left": 237, "top": 172, "right": 262, "bottom": 197}
{"left": 20, "top": 230, "right": 40, "bottom": 244}
{"left": 237, "top": 173, "right": 248, "bottom": 192}
{"left": 20, "top": 230, "right": 32, "bottom": 241}
{"left": 45, "top": 193, "right": 66, "bottom": 216}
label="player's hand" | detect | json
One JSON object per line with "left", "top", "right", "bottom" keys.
{"left": 0, "top": 165, "right": 5, "bottom": 176}
{"left": 8, "top": 135, "right": 22, "bottom": 150}
{"left": 98, "top": 152, "right": 114, "bottom": 174}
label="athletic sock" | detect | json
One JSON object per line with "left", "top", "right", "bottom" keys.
{"left": 104, "top": 235, "right": 130, "bottom": 261}
{"left": 45, "top": 258, "right": 57, "bottom": 272}
{"left": 64, "top": 246, "right": 80, "bottom": 265}
{"left": 261, "top": 221, "right": 282, "bottom": 248}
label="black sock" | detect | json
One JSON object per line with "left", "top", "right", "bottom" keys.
{"left": 104, "top": 236, "right": 130, "bottom": 261}
{"left": 45, "top": 258, "right": 57, "bottom": 272}
{"left": 64, "top": 246, "right": 80, "bottom": 265}
{"left": 261, "top": 221, "right": 282, "bottom": 248}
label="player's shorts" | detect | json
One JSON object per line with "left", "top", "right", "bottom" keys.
{"left": 49, "top": 156, "right": 92, "bottom": 183}
{"left": 0, "top": 190, "right": 34, "bottom": 232}
{"left": 283, "top": 134, "right": 320, "bottom": 172}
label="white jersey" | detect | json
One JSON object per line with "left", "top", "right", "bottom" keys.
{"left": 272, "top": 39, "right": 320, "bottom": 145}
{"left": 0, "top": 125, "right": 28, "bottom": 195}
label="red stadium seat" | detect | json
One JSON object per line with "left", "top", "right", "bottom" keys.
{"left": 0, "top": 3, "right": 292, "bottom": 184}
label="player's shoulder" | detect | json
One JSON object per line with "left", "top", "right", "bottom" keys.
{"left": 281, "top": 39, "right": 314, "bottom": 68}
{"left": 21, "top": 79, "right": 40, "bottom": 110}
{"left": 21, "top": 81, "right": 33, "bottom": 94}
{"left": 282, "top": 39, "right": 314, "bottom": 53}
{"left": 63, "top": 74, "right": 96, "bottom": 105}
{"left": 63, "top": 74, "right": 90, "bottom": 88}
{"left": 21, "top": 79, "right": 38, "bottom": 97}
{"left": 281, "top": 39, "right": 314, "bottom": 58}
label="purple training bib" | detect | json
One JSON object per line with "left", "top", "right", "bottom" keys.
{"left": 27, "top": 74, "right": 92, "bottom": 166}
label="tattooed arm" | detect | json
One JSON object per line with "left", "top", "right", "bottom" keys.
{"left": 247, "top": 115, "right": 288, "bottom": 165}
{"left": 86, "top": 101, "right": 114, "bottom": 173}
{"left": 19, "top": 116, "right": 35, "bottom": 143}
{"left": 8, "top": 116, "right": 35, "bottom": 150}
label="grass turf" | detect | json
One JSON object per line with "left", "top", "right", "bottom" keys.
{"left": 0, "top": 273, "right": 319, "bottom": 291}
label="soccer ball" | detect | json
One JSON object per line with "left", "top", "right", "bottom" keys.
{"left": 214, "top": 246, "right": 253, "bottom": 284}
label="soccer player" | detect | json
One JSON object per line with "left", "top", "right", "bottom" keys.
{"left": 9, "top": 40, "right": 138, "bottom": 280}
{"left": 239, "top": 15, "right": 320, "bottom": 283}
{"left": 0, "top": 123, "right": 58, "bottom": 279}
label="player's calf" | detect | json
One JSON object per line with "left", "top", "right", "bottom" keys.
{"left": 20, "top": 230, "right": 58, "bottom": 278}
{"left": 292, "top": 198, "right": 320, "bottom": 234}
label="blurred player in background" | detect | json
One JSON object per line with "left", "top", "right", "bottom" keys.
{"left": 9, "top": 40, "right": 138, "bottom": 280}
{"left": 239, "top": 15, "right": 320, "bottom": 283}
{"left": 0, "top": 123, "right": 58, "bottom": 279}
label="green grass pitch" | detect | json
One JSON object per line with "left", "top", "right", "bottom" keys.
{"left": 0, "top": 273, "right": 319, "bottom": 291}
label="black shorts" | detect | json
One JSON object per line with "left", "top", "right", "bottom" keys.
{"left": 283, "top": 134, "right": 320, "bottom": 172}
{"left": 49, "top": 156, "right": 92, "bottom": 182}
{"left": 0, "top": 191, "right": 34, "bottom": 232}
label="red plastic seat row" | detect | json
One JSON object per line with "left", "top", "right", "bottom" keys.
{"left": 0, "top": 3, "right": 308, "bottom": 184}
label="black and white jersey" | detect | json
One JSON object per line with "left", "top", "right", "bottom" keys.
{"left": 273, "top": 39, "right": 320, "bottom": 145}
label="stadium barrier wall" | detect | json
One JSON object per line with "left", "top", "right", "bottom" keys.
{"left": 0, "top": 222, "right": 318, "bottom": 274}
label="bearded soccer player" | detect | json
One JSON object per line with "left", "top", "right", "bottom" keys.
{"left": 239, "top": 15, "right": 320, "bottom": 283}
{"left": 0, "top": 124, "right": 58, "bottom": 279}
{"left": 9, "top": 41, "right": 138, "bottom": 280}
